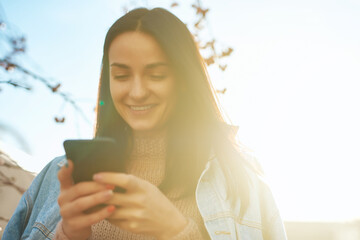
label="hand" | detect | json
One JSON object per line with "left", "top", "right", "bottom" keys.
{"left": 93, "top": 172, "right": 188, "bottom": 239}
{"left": 57, "top": 160, "right": 116, "bottom": 240}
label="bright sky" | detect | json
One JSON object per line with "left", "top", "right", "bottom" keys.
{"left": 1, "top": 0, "right": 359, "bottom": 222}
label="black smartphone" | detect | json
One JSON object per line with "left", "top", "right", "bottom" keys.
{"left": 63, "top": 137, "right": 126, "bottom": 192}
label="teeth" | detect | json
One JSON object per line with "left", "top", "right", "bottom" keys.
{"left": 130, "top": 105, "right": 154, "bottom": 111}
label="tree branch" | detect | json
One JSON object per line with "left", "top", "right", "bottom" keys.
{"left": 0, "top": 59, "right": 91, "bottom": 124}
{"left": 0, "top": 170, "right": 26, "bottom": 194}
{"left": 0, "top": 216, "right": 10, "bottom": 222}
{"left": 0, "top": 80, "right": 32, "bottom": 90}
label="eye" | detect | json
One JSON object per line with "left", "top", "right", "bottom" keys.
{"left": 150, "top": 75, "right": 167, "bottom": 80}
{"left": 114, "top": 75, "right": 130, "bottom": 80}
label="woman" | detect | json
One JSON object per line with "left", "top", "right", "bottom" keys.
{"left": 3, "top": 8, "right": 287, "bottom": 240}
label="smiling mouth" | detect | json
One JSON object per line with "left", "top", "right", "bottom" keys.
{"left": 129, "top": 104, "right": 157, "bottom": 111}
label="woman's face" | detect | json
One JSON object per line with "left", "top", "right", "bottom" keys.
{"left": 108, "top": 31, "right": 176, "bottom": 135}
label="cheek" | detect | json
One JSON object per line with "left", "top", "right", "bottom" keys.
{"left": 159, "top": 78, "right": 176, "bottom": 100}
{"left": 160, "top": 82, "right": 176, "bottom": 111}
{"left": 109, "top": 82, "right": 126, "bottom": 106}
{"left": 109, "top": 80, "right": 116, "bottom": 99}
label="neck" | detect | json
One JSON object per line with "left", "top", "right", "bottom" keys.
{"left": 128, "top": 128, "right": 168, "bottom": 161}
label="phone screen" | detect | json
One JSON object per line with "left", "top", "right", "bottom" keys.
{"left": 63, "top": 137, "right": 125, "bottom": 186}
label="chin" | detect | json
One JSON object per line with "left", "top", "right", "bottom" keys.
{"left": 130, "top": 123, "right": 157, "bottom": 133}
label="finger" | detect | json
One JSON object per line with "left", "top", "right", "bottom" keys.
{"left": 58, "top": 181, "right": 110, "bottom": 205}
{"left": 60, "top": 189, "right": 114, "bottom": 218}
{"left": 93, "top": 173, "right": 141, "bottom": 191}
{"left": 106, "top": 207, "right": 143, "bottom": 220}
{"left": 64, "top": 204, "right": 116, "bottom": 231}
{"left": 105, "top": 192, "right": 145, "bottom": 208}
{"left": 58, "top": 160, "right": 74, "bottom": 190}
{"left": 107, "top": 219, "right": 141, "bottom": 234}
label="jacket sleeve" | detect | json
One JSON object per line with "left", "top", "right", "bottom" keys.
{"left": 258, "top": 177, "right": 287, "bottom": 240}
{"left": 2, "top": 186, "right": 32, "bottom": 239}
{"left": 2, "top": 157, "right": 65, "bottom": 240}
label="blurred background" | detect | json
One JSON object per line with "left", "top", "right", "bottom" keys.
{"left": 0, "top": 0, "right": 359, "bottom": 239}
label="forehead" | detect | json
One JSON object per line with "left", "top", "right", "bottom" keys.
{"left": 108, "top": 31, "right": 168, "bottom": 64}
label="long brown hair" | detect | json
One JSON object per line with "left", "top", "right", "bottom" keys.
{"left": 95, "top": 8, "right": 259, "bottom": 217}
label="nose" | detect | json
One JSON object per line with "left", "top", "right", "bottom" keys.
{"left": 128, "top": 75, "right": 149, "bottom": 101}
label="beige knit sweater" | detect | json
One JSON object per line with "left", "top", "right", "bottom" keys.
{"left": 90, "top": 134, "right": 210, "bottom": 240}
{"left": 55, "top": 134, "right": 210, "bottom": 239}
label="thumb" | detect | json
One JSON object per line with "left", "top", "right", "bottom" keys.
{"left": 58, "top": 159, "right": 74, "bottom": 190}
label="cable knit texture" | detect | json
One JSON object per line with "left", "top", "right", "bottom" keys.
{"left": 55, "top": 133, "right": 210, "bottom": 240}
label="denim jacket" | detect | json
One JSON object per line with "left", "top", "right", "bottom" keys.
{"left": 3, "top": 154, "right": 287, "bottom": 240}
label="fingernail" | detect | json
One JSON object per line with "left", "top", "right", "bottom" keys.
{"left": 65, "top": 162, "right": 69, "bottom": 168}
{"left": 107, "top": 205, "right": 115, "bottom": 213}
{"left": 105, "top": 184, "right": 115, "bottom": 190}
{"left": 103, "top": 190, "right": 113, "bottom": 197}
{"left": 93, "top": 174, "right": 102, "bottom": 181}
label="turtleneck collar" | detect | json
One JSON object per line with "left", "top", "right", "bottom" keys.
{"left": 129, "top": 130, "right": 167, "bottom": 161}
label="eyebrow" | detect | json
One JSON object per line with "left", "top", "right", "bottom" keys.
{"left": 110, "top": 62, "right": 168, "bottom": 69}
{"left": 145, "top": 62, "right": 168, "bottom": 69}
{"left": 110, "top": 63, "right": 130, "bottom": 69}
